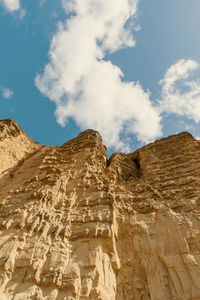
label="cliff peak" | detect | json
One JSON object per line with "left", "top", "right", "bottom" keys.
{"left": 0, "top": 118, "right": 22, "bottom": 139}
{"left": 0, "top": 118, "right": 41, "bottom": 177}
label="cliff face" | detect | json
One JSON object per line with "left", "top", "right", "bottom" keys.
{"left": 0, "top": 119, "right": 200, "bottom": 300}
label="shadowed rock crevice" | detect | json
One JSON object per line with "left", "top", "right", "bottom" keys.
{"left": 106, "top": 153, "right": 142, "bottom": 182}
{"left": 132, "top": 157, "right": 141, "bottom": 178}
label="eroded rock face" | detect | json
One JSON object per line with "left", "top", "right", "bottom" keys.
{"left": 0, "top": 118, "right": 200, "bottom": 300}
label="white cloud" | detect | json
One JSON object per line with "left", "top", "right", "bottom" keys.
{"left": 0, "top": 0, "right": 20, "bottom": 11}
{"left": 159, "top": 59, "right": 200, "bottom": 123}
{"left": 0, "top": 86, "right": 14, "bottom": 99}
{"left": 35, "top": 0, "right": 162, "bottom": 150}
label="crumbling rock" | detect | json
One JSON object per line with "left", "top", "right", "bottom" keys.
{"left": 0, "top": 119, "right": 200, "bottom": 299}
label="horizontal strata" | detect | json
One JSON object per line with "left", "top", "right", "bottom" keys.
{"left": 0, "top": 118, "right": 200, "bottom": 299}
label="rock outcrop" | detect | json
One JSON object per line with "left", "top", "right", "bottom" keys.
{"left": 0, "top": 118, "right": 200, "bottom": 300}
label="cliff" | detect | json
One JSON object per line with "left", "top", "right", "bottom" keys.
{"left": 0, "top": 118, "right": 200, "bottom": 300}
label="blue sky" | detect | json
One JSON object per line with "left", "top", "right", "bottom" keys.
{"left": 1, "top": 0, "right": 200, "bottom": 154}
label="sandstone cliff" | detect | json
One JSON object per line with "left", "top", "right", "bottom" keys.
{"left": 0, "top": 118, "right": 200, "bottom": 300}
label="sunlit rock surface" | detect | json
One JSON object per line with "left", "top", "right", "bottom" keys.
{"left": 0, "top": 118, "right": 200, "bottom": 300}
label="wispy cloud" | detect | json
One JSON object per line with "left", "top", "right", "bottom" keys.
{"left": 0, "top": 0, "right": 20, "bottom": 11}
{"left": 40, "top": 0, "right": 46, "bottom": 8}
{"left": 0, "top": 86, "right": 14, "bottom": 99}
{"left": 18, "top": 8, "right": 26, "bottom": 19}
{"left": 35, "top": 0, "right": 162, "bottom": 151}
{"left": 159, "top": 59, "right": 200, "bottom": 122}
{"left": 0, "top": 0, "right": 25, "bottom": 18}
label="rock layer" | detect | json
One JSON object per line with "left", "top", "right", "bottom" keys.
{"left": 0, "top": 118, "right": 200, "bottom": 300}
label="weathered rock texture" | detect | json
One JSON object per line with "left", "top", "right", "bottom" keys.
{"left": 0, "top": 118, "right": 200, "bottom": 300}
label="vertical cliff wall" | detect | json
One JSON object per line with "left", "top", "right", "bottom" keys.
{"left": 0, "top": 118, "right": 200, "bottom": 300}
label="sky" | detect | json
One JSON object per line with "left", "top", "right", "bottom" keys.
{"left": 1, "top": 0, "right": 200, "bottom": 154}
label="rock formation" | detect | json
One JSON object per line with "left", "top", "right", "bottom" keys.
{"left": 0, "top": 118, "right": 200, "bottom": 300}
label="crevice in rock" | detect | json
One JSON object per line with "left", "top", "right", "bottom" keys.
{"left": 133, "top": 158, "right": 142, "bottom": 178}
{"left": 106, "top": 159, "right": 111, "bottom": 168}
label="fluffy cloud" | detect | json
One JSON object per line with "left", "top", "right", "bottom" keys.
{"left": 0, "top": 86, "right": 13, "bottom": 99}
{"left": 35, "top": 0, "right": 162, "bottom": 150}
{"left": 0, "top": 0, "right": 20, "bottom": 11}
{"left": 159, "top": 59, "right": 200, "bottom": 122}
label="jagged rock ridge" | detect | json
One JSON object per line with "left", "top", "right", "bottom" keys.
{"left": 0, "top": 118, "right": 200, "bottom": 300}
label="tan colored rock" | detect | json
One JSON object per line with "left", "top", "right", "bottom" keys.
{"left": 0, "top": 119, "right": 41, "bottom": 178}
{"left": 0, "top": 118, "right": 200, "bottom": 299}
